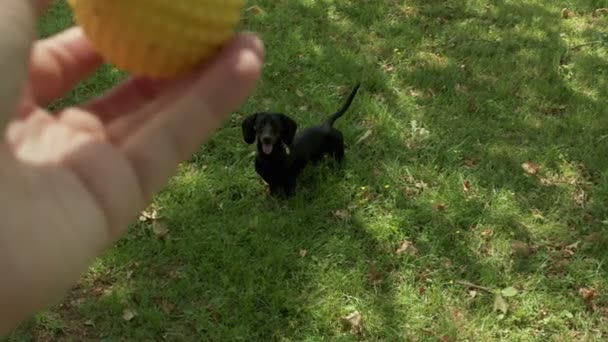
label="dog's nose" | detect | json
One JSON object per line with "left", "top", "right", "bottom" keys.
{"left": 262, "top": 137, "right": 273, "bottom": 145}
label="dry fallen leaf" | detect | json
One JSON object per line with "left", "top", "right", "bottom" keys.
{"left": 598, "top": 306, "right": 608, "bottom": 318}
{"left": 152, "top": 220, "right": 170, "bottom": 239}
{"left": 511, "top": 240, "right": 533, "bottom": 257}
{"left": 333, "top": 209, "right": 351, "bottom": 221}
{"left": 584, "top": 232, "right": 601, "bottom": 243}
{"left": 469, "top": 290, "right": 478, "bottom": 298}
{"left": 579, "top": 287, "right": 596, "bottom": 304}
{"left": 563, "top": 241, "right": 581, "bottom": 256}
{"left": 336, "top": 85, "right": 350, "bottom": 95}
{"left": 122, "top": 308, "right": 137, "bottom": 321}
{"left": 433, "top": 203, "right": 447, "bottom": 211}
{"left": 396, "top": 240, "right": 419, "bottom": 256}
{"left": 561, "top": 8, "right": 575, "bottom": 19}
{"left": 595, "top": 8, "right": 608, "bottom": 17}
{"left": 160, "top": 300, "right": 176, "bottom": 314}
{"left": 418, "top": 287, "right": 427, "bottom": 295}
{"left": 367, "top": 263, "right": 383, "bottom": 285}
{"left": 296, "top": 89, "right": 305, "bottom": 97}
{"left": 299, "top": 249, "right": 308, "bottom": 257}
{"left": 439, "top": 336, "right": 456, "bottom": 342}
{"left": 522, "top": 162, "right": 540, "bottom": 175}
{"left": 463, "top": 158, "right": 476, "bottom": 168}
{"left": 341, "top": 311, "right": 363, "bottom": 335}
{"left": 139, "top": 205, "right": 162, "bottom": 222}
{"left": 84, "top": 319, "right": 95, "bottom": 327}
{"left": 493, "top": 294, "right": 509, "bottom": 314}
{"left": 356, "top": 129, "right": 373, "bottom": 145}
{"left": 463, "top": 180, "right": 472, "bottom": 192}
{"left": 579, "top": 287, "right": 598, "bottom": 312}
{"left": 245, "top": 5, "right": 266, "bottom": 16}
{"left": 480, "top": 229, "right": 494, "bottom": 238}
{"left": 299, "top": 106, "right": 308, "bottom": 111}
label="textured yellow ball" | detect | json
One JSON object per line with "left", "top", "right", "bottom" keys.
{"left": 67, "top": 0, "right": 245, "bottom": 78}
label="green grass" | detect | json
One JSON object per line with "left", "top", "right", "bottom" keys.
{"left": 6, "top": 0, "right": 608, "bottom": 340}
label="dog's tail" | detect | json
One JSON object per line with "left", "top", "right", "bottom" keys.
{"left": 323, "top": 83, "right": 361, "bottom": 127}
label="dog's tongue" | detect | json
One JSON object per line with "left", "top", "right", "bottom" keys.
{"left": 262, "top": 144, "right": 273, "bottom": 154}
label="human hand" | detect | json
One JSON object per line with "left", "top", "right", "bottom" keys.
{"left": 0, "top": 0, "right": 263, "bottom": 333}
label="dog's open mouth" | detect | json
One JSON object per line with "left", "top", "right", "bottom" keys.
{"left": 262, "top": 143, "right": 273, "bottom": 154}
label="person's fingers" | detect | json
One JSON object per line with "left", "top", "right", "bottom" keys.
{"left": 117, "top": 32, "right": 264, "bottom": 201}
{"left": 81, "top": 33, "right": 263, "bottom": 125}
{"left": 26, "top": 27, "right": 103, "bottom": 107}
{"left": 0, "top": 1, "right": 37, "bottom": 130}
{"left": 82, "top": 76, "right": 179, "bottom": 124}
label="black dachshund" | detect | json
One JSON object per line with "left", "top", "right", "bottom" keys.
{"left": 242, "top": 83, "right": 361, "bottom": 197}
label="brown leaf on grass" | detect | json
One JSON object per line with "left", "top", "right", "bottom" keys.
{"left": 418, "top": 287, "right": 427, "bottom": 295}
{"left": 439, "top": 336, "right": 456, "bottom": 342}
{"left": 579, "top": 287, "right": 596, "bottom": 304}
{"left": 522, "top": 162, "right": 540, "bottom": 175}
{"left": 356, "top": 129, "right": 373, "bottom": 145}
{"left": 455, "top": 83, "right": 469, "bottom": 93}
{"left": 480, "top": 229, "right": 494, "bottom": 238}
{"left": 573, "top": 187, "right": 587, "bottom": 207}
{"left": 336, "top": 85, "right": 350, "bottom": 95}
{"left": 511, "top": 240, "right": 533, "bottom": 257}
{"left": 433, "top": 203, "right": 447, "bottom": 212}
{"left": 367, "top": 263, "right": 383, "bottom": 285}
{"left": 463, "top": 158, "right": 477, "bottom": 168}
{"left": 598, "top": 306, "right": 608, "bottom": 318}
{"left": 333, "top": 209, "right": 351, "bottom": 221}
{"left": 139, "top": 205, "right": 162, "bottom": 222}
{"left": 584, "top": 232, "right": 602, "bottom": 243}
{"left": 493, "top": 294, "right": 509, "bottom": 314}
{"left": 595, "top": 8, "right": 608, "bottom": 17}
{"left": 467, "top": 97, "right": 476, "bottom": 113}
{"left": 540, "top": 104, "right": 567, "bottom": 115}
{"left": 564, "top": 241, "right": 581, "bottom": 256}
{"left": 463, "top": 180, "right": 472, "bottom": 192}
{"left": 400, "top": 6, "right": 418, "bottom": 17}
{"left": 395, "top": 240, "right": 419, "bottom": 256}
{"left": 160, "top": 300, "right": 176, "bottom": 314}
{"left": 122, "top": 309, "right": 137, "bottom": 321}
{"left": 561, "top": 8, "right": 575, "bottom": 19}
{"left": 550, "top": 258, "right": 571, "bottom": 275}
{"left": 152, "top": 220, "right": 170, "bottom": 239}
{"left": 579, "top": 287, "right": 599, "bottom": 312}
{"left": 341, "top": 311, "right": 363, "bottom": 335}
{"left": 245, "top": 5, "right": 266, "bottom": 16}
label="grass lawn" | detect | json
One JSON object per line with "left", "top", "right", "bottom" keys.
{"left": 6, "top": 0, "right": 608, "bottom": 340}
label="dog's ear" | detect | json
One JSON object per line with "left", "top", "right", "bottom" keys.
{"left": 279, "top": 114, "right": 298, "bottom": 146}
{"left": 241, "top": 113, "right": 258, "bottom": 144}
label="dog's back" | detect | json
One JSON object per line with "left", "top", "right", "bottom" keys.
{"left": 290, "top": 83, "right": 361, "bottom": 170}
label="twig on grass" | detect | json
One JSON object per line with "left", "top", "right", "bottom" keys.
{"left": 455, "top": 280, "right": 494, "bottom": 294}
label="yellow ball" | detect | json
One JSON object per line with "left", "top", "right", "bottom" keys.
{"left": 67, "top": 0, "right": 245, "bottom": 78}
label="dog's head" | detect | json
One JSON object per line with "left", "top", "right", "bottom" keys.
{"left": 242, "top": 112, "right": 297, "bottom": 154}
